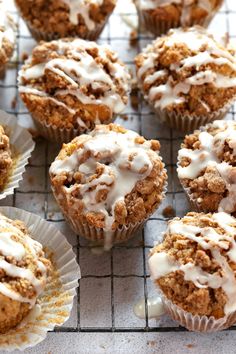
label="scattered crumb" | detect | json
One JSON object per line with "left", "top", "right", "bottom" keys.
{"left": 147, "top": 340, "right": 157, "bottom": 347}
{"left": 28, "top": 175, "right": 34, "bottom": 185}
{"left": 130, "top": 29, "right": 138, "bottom": 47}
{"left": 47, "top": 212, "right": 55, "bottom": 219}
{"left": 130, "top": 79, "right": 139, "bottom": 110}
{"left": 21, "top": 52, "right": 29, "bottom": 61}
{"left": 120, "top": 114, "right": 128, "bottom": 121}
{"left": 186, "top": 344, "right": 195, "bottom": 349}
{"left": 162, "top": 205, "right": 176, "bottom": 218}
{"left": 11, "top": 96, "right": 17, "bottom": 109}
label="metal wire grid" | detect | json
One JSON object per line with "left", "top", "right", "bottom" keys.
{"left": 0, "top": 0, "right": 236, "bottom": 335}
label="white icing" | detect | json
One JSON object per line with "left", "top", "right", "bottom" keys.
{"left": 133, "top": 296, "right": 165, "bottom": 319}
{"left": 136, "top": 0, "right": 217, "bottom": 25}
{"left": 0, "top": 214, "right": 48, "bottom": 307}
{"left": 62, "top": 0, "right": 104, "bottom": 30}
{"left": 177, "top": 120, "right": 236, "bottom": 213}
{"left": 149, "top": 212, "right": 236, "bottom": 315}
{"left": 18, "top": 39, "right": 130, "bottom": 127}
{"left": 137, "top": 27, "right": 236, "bottom": 110}
{"left": 50, "top": 126, "right": 156, "bottom": 249}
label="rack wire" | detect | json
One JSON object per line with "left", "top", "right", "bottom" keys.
{"left": 1, "top": 0, "right": 236, "bottom": 337}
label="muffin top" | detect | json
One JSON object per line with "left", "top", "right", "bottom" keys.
{"left": 178, "top": 120, "right": 236, "bottom": 214}
{"left": 0, "top": 125, "right": 13, "bottom": 189}
{"left": 18, "top": 39, "right": 130, "bottom": 130}
{"left": 134, "top": 0, "right": 223, "bottom": 25}
{"left": 135, "top": 26, "right": 236, "bottom": 116}
{"left": 50, "top": 123, "right": 167, "bottom": 232}
{"left": 15, "top": 0, "right": 116, "bottom": 37}
{"left": 0, "top": 213, "right": 51, "bottom": 308}
{"left": 0, "top": 8, "right": 15, "bottom": 65}
{"left": 149, "top": 211, "right": 236, "bottom": 318}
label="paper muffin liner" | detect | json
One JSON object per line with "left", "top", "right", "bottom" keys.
{"left": 32, "top": 113, "right": 117, "bottom": 144}
{"left": 0, "top": 110, "right": 35, "bottom": 200}
{"left": 51, "top": 176, "right": 168, "bottom": 250}
{"left": 136, "top": 6, "right": 220, "bottom": 36}
{"left": 0, "top": 206, "right": 80, "bottom": 351}
{"left": 153, "top": 98, "right": 233, "bottom": 132}
{"left": 161, "top": 294, "right": 236, "bottom": 332}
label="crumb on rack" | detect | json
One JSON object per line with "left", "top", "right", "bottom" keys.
{"left": 130, "top": 29, "right": 138, "bottom": 47}
{"left": 21, "top": 52, "right": 29, "bottom": 61}
{"left": 11, "top": 96, "right": 17, "bottom": 109}
{"left": 120, "top": 114, "right": 128, "bottom": 121}
{"left": 162, "top": 205, "right": 176, "bottom": 218}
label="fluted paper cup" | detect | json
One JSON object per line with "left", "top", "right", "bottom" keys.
{"left": 0, "top": 206, "right": 80, "bottom": 351}
{"left": 0, "top": 110, "right": 35, "bottom": 199}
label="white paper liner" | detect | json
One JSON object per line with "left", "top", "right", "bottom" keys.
{"left": 154, "top": 99, "right": 232, "bottom": 132}
{"left": 135, "top": 3, "right": 222, "bottom": 36}
{"left": 0, "top": 110, "right": 35, "bottom": 199}
{"left": 51, "top": 172, "right": 168, "bottom": 249}
{"left": 161, "top": 295, "right": 236, "bottom": 332}
{"left": 0, "top": 206, "right": 80, "bottom": 351}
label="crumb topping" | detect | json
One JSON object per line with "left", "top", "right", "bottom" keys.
{"left": 18, "top": 39, "right": 130, "bottom": 130}
{"left": 50, "top": 123, "right": 167, "bottom": 244}
{"left": 149, "top": 212, "right": 236, "bottom": 318}
{"left": 135, "top": 26, "right": 236, "bottom": 116}
{"left": 134, "top": 0, "right": 223, "bottom": 25}
{"left": 0, "top": 213, "right": 51, "bottom": 307}
{"left": 0, "top": 125, "right": 13, "bottom": 190}
{"left": 178, "top": 120, "right": 236, "bottom": 214}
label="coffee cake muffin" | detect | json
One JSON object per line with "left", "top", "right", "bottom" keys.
{"left": 177, "top": 120, "right": 236, "bottom": 214}
{"left": 15, "top": 0, "right": 116, "bottom": 41}
{"left": 0, "top": 8, "right": 15, "bottom": 78}
{"left": 18, "top": 38, "right": 130, "bottom": 143}
{"left": 134, "top": 0, "right": 223, "bottom": 36}
{"left": 50, "top": 123, "right": 167, "bottom": 249}
{"left": 0, "top": 125, "right": 13, "bottom": 191}
{"left": 149, "top": 211, "right": 236, "bottom": 332}
{"left": 135, "top": 26, "right": 236, "bottom": 132}
{"left": 0, "top": 212, "right": 51, "bottom": 333}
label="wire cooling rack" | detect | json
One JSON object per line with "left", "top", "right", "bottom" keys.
{"left": 1, "top": 0, "right": 236, "bottom": 347}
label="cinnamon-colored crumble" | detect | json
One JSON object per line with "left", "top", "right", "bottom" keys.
{"left": 0, "top": 125, "right": 13, "bottom": 190}
{"left": 0, "top": 10, "right": 15, "bottom": 73}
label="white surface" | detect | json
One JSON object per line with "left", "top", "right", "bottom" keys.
{"left": 0, "top": 0, "right": 236, "bottom": 353}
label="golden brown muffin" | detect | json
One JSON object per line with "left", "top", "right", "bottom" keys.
{"left": 135, "top": 26, "right": 236, "bottom": 131}
{"left": 134, "top": 0, "right": 223, "bottom": 36}
{"left": 0, "top": 213, "right": 51, "bottom": 333}
{"left": 0, "top": 8, "right": 15, "bottom": 76}
{"left": 177, "top": 120, "right": 236, "bottom": 214}
{"left": 18, "top": 38, "right": 130, "bottom": 142}
{"left": 15, "top": 0, "right": 116, "bottom": 41}
{"left": 49, "top": 123, "right": 167, "bottom": 248}
{"left": 149, "top": 212, "right": 236, "bottom": 320}
{"left": 0, "top": 125, "right": 13, "bottom": 191}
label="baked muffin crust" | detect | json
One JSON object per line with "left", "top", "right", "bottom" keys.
{"left": 18, "top": 39, "right": 130, "bottom": 131}
{"left": 0, "top": 125, "right": 13, "bottom": 191}
{"left": 135, "top": 26, "right": 236, "bottom": 117}
{"left": 149, "top": 212, "right": 236, "bottom": 319}
{"left": 0, "top": 9, "right": 15, "bottom": 72}
{"left": 0, "top": 213, "right": 51, "bottom": 333}
{"left": 178, "top": 120, "right": 236, "bottom": 214}
{"left": 15, "top": 0, "right": 116, "bottom": 39}
{"left": 50, "top": 123, "right": 167, "bottom": 231}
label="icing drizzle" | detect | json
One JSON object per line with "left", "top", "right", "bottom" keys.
{"left": 136, "top": 27, "right": 236, "bottom": 111}
{"left": 149, "top": 212, "right": 236, "bottom": 316}
{"left": 18, "top": 39, "right": 130, "bottom": 127}
{"left": 0, "top": 214, "right": 48, "bottom": 307}
{"left": 177, "top": 120, "right": 236, "bottom": 214}
{"left": 50, "top": 125, "right": 158, "bottom": 249}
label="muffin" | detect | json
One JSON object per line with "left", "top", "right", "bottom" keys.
{"left": 149, "top": 211, "right": 236, "bottom": 332}
{"left": 18, "top": 38, "right": 130, "bottom": 143}
{"left": 177, "top": 120, "right": 236, "bottom": 214}
{"left": 49, "top": 123, "right": 167, "bottom": 249}
{"left": 0, "top": 212, "right": 51, "bottom": 333}
{"left": 0, "top": 125, "right": 13, "bottom": 190}
{"left": 15, "top": 0, "right": 116, "bottom": 41}
{"left": 134, "top": 0, "right": 223, "bottom": 36}
{"left": 135, "top": 26, "right": 236, "bottom": 132}
{"left": 0, "top": 8, "right": 15, "bottom": 78}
